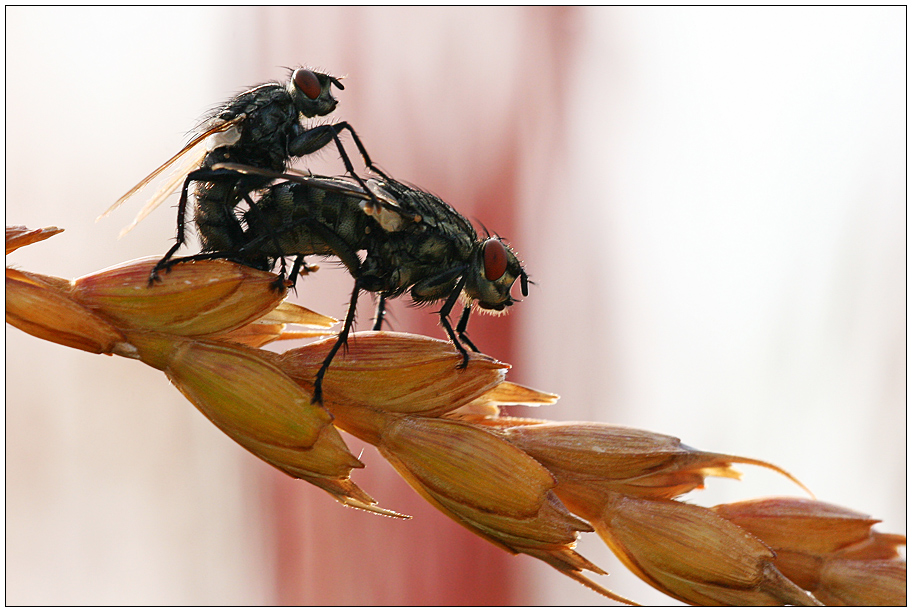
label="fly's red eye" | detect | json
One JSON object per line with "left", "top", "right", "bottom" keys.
{"left": 293, "top": 69, "right": 322, "bottom": 99}
{"left": 483, "top": 239, "right": 508, "bottom": 281}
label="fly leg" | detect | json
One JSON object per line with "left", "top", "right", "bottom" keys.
{"left": 286, "top": 255, "right": 306, "bottom": 282}
{"left": 372, "top": 294, "right": 387, "bottom": 331}
{"left": 313, "top": 279, "right": 362, "bottom": 405}
{"left": 289, "top": 122, "right": 388, "bottom": 213}
{"left": 272, "top": 257, "right": 291, "bottom": 291}
{"left": 148, "top": 172, "right": 196, "bottom": 284}
{"left": 291, "top": 122, "right": 389, "bottom": 179}
{"left": 437, "top": 276, "right": 471, "bottom": 368}
{"left": 149, "top": 167, "right": 249, "bottom": 285}
{"left": 454, "top": 305, "right": 479, "bottom": 353}
{"left": 283, "top": 255, "right": 317, "bottom": 294}
{"left": 327, "top": 122, "right": 391, "bottom": 181}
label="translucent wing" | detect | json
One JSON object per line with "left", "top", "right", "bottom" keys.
{"left": 97, "top": 115, "right": 246, "bottom": 230}
{"left": 114, "top": 145, "right": 208, "bottom": 238}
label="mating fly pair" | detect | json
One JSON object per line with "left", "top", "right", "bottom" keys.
{"left": 107, "top": 67, "right": 529, "bottom": 404}
{"left": 210, "top": 164, "right": 529, "bottom": 403}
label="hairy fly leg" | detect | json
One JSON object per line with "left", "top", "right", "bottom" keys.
{"left": 454, "top": 305, "right": 479, "bottom": 353}
{"left": 312, "top": 279, "right": 363, "bottom": 405}
{"left": 436, "top": 274, "right": 472, "bottom": 369}
{"left": 148, "top": 166, "right": 252, "bottom": 284}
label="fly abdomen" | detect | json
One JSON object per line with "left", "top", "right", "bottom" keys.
{"left": 193, "top": 180, "right": 247, "bottom": 253}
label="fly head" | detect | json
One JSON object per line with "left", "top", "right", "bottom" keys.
{"left": 464, "top": 237, "right": 528, "bottom": 312}
{"left": 289, "top": 68, "right": 343, "bottom": 118}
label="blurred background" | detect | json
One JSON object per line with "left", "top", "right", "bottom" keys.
{"left": 6, "top": 6, "right": 904, "bottom": 605}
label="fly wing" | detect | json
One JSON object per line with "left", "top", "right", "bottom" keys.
{"left": 210, "top": 163, "right": 410, "bottom": 232}
{"left": 299, "top": 176, "right": 410, "bottom": 232}
{"left": 114, "top": 145, "right": 208, "bottom": 238}
{"left": 97, "top": 115, "right": 246, "bottom": 227}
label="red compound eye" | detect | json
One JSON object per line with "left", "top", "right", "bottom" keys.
{"left": 293, "top": 69, "right": 322, "bottom": 99}
{"left": 483, "top": 239, "right": 508, "bottom": 281}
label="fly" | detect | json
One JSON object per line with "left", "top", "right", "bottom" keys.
{"left": 99, "top": 67, "right": 386, "bottom": 282}
{"left": 199, "top": 162, "right": 530, "bottom": 405}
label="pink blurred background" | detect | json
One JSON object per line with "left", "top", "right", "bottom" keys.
{"left": 6, "top": 7, "right": 904, "bottom": 605}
